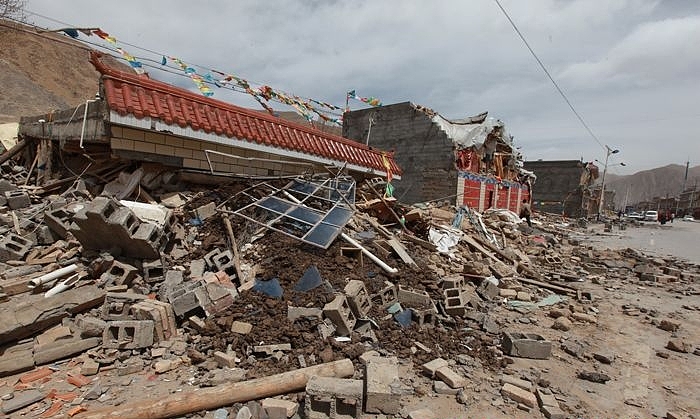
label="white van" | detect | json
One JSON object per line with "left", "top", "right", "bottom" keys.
{"left": 644, "top": 210, "right": 659, "bottom": 221}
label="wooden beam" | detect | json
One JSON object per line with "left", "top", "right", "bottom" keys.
{"left": 75, "top": 359, "right": 354, "bottom": 419}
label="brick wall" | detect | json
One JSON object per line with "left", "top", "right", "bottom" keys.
{"left": 343, "top": 102, "right": 457, "bottom": 204}
{"left": 110, "top": 125, "right": 316, "bottom": 177}
{"left": 524, "top": 160, "right": 587, "bottom": 217}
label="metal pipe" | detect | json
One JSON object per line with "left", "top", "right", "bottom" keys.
{"left": 27, "top": 263, "right": 79, "bottom": 289}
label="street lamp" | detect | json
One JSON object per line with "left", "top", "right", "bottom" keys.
{"left": 597, "top": 145, "right": 620, "bottom": 220}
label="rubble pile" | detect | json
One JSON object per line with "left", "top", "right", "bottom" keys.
{"left": 1, "top": 161, "right": 699, "bottom": 419}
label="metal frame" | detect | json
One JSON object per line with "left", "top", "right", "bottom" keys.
{"left": 232, "top": 176, "right": 356, "bottom": 249}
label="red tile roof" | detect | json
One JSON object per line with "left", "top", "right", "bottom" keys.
{"left": 89, "top": 52, "right": 401, "bottom": 176}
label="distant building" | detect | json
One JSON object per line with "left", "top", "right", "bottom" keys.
{"left": 343, "top": 102, "right": 533, "bottom": 212}
{"left": 523, "top": 160, "right": 599, "bottom": 218}
{"left": 678, "top": 187, "right": 700, "bottom": 218}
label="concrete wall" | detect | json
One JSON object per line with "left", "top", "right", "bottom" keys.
{"left": 343, "top": 102, "right": 457, "bottom": 204}
{"left": 524, "top": 160, "right": 587, "bottom": 217}
{"left": 109, "top": 124, "right": 319, "bottom": 177}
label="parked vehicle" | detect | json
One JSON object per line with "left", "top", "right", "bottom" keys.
{"left": 625, "top": 212, "right": 644, "bottom": 221}
{"left": 683, "top": 215, "right": 695, "bottom": 222}
{"left": 644, "top": 210, "right": 659, "bottom": 221}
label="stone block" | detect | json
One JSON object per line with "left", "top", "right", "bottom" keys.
{"left": 477, "top": 278, "right": 499, "bottom": 300}
{"left": 500, "top": 375, "right": 533, "bottom": 392}
{"left": 81, "top": 359, "right": 100, "bottom": 376}
{"left": 5, "top": 189, "right": 31, "bottom": 209}
{"left": 344, "top": 280, "right": 372, "bottom": 318}
{"left": 501, "top": 383, "right": 537, "bottom": 408}
{"left": 231, "top": 321, "right": 253, "bottom": 335}
{"left": 364, "top": 356, "right": 400, "bottom": 414}
{"left": 499, "top": 288, "right": 517, "bottom": 298}
{"left": 501, "top": 332, "right": 552, "bottom": 359}
{"left": 421, "top": 358, "right": 448, "bottom": 378}
{"left": 195, "top": 202, "right": 217, "bottom": 221}
{"left": 323, "top": 294, "right": 356, "bottom": 336}
{"left": 305, "top": 375, "right": 363, "bottom": 419}
{"left": 262, "top": 398, "right": 298, "bottom": 418}
{"left": 435, "top": 366, "right": 466, "bottom": 389}
{"left": 433, "top": 380, "right": 460, "bottom": 395}
{"left": 213, "top": 351, "right": 237, "bottom": 368}
{"left": 408, "top": 408, "right": 437, "bottom": 419}
{"left": 1, "top": 389, "right": 44, "bottom": 414}
{"left": 103, "top": 320, "right": 154, "bottom": 349}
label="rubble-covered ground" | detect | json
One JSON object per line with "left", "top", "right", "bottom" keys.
{"left": 0, "top": 161, "right": 699, "bottom": 419}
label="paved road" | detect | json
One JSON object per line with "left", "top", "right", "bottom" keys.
{"left": 584, "top": 219, "right": 700, "bottom": 264}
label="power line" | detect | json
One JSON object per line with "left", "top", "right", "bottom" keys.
{"left": 493, "top": 0, "right": 606, "bottom": 152}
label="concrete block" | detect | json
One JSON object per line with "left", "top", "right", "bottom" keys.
{"left": 0, "top": 233, "right": 33, "bottom": 262}
{"left": 204, "top": 248, "right": 222, "bottom": 269}
{"left": 500, "top": 375, "right": 533, "bottom": 392}
{"left": 364, "top": 356, "right": 400, "bottom": 414}
{"left": 189, "top": 259, "right": 206, "bottom": 278}
{"left": 44, "top": 206, "right": 73, "bottom": 239}
{"left": 167, "top": 280, "right": 205, "bottom": 317}
{"left": 81, "top": 359, "right": 100, "bottom": 376}
{"left": 501, "top": 383, "right": 537, "bottom": 408}
{"left": 5, "top": 189, "right": 31, "bottom": 209}
{"left": 435, "top": 366, "right": 466, "bottom": 389}
{"left": 101, "top": 292, "right": 147, "bottom": 320}
{"left": 99, "top": 260, "right": 139, "bottom": 287}
{"left": 344, "top": 280, "right": 372, "bottom": 318}
{"left": 103, "top": 320, "right": 154, "bottom": 349}
{"left": 195, "top": 202, "right": 216, "bottom": 221}
{"left": 323, "top": 294, "right": 356, "bottom": 336}
{"left": 211, "top": 249, "right": 237, "bottom": 277}
{"left": 397, "top": 285, "right": 431, "bottom": 308}
{"left": 442, "top": 275, "right": 465, "bottom": 290}
{"left": 541, "top": 404, "right": 567, "bottom": 419}
{"left": 305, "top": 376, "right": 363, "bottom": 419}
{"left": 501, "top": 332, "right": 552, "bottom": 359}
{"left": 288, "top": 306, "right": 323, "bottom": 322}
{"left": 1, "top": 389, "right": 44, "bottom": 414}
{"left": 131, "top": 223, "right": 166, "bottom": 260}
{"left": 372, "top": 281, "right": 397, "bottom": 308}
{"left": 433, "top": 380, "right": 460, "bottom": 395}
{"left": 421, "top": 358, "right": 448, "bottom": 378}
{"left": 131, "top": 300, "right": 177, "bottom": 342}
{"left": 499, "top": 288, "right": 517, "bottom": 298}
{"left": 262, "top": 398, "right": 298, "bottom": 418}
{"left": 142, "top": 258, "right": 165, "bottom": 283}
{"left": 410, "top": 305, "right": 437, "bottom": 328}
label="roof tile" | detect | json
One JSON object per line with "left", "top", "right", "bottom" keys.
{"left": 90, "top": 52, "right": 400, "bottom": 175}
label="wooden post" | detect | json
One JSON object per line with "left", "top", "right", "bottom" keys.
{"left": 222, "top": 215, "right": 243, "bottom": 283}
{"left": 75, "top": 359, "right": 354, "bottom": 419}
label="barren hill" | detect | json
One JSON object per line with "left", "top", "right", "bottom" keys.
{"left": 605, "top": 163, "right": 700, "bottom": 208}
{"left": 0, "top": 21, "right": 100, "bottom": 123}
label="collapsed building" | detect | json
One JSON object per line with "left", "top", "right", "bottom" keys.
{"left": 343, "top": 103, "right": 534, "bottom": 213}
{"left": 523, "top": 160, "right": 600, "bottom": 218}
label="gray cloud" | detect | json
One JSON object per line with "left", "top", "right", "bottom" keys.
{"left": 25, "top": 0, "right": 700, "bottom": 173}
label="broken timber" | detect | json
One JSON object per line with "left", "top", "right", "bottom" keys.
{"left": 75, "top": 359, "right": 354, "bottom": 419}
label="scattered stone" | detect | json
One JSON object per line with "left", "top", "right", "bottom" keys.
{"left": 656, "top": 350, "right": 670, "bottom": 359}
{"left": 0, "top": 389, "right": 45, "bottom": 414}
{"left": 593, "top": 350, "right": 615, "bottom": 364}
{"left": 659, "top": 319, "right": 681, "bottom": 332}
{"left": 561, "top": 340, "right": 585, "bottom": 358}
{"left": 408, "top": 408, "right": 437, "bottom": 419}
{"left": 666, "top": 339, "right": 691, "bottom": 353}
{"left": 433, "top": 380, "right": 460, "bottom": 395}
{"left": 81, "top": 359, "right": 100, "bottom": 376}
{"left": 552, "top": 317, "right": 572, "bottom": 331}
{"left": 571, "top": 312, "right": 597, "bottom": 323}
{"left": 577, "top": 371, "right": 611, "bottom": 383}
{"left": 501, "top": 383, "right": 537, "bottom": 408}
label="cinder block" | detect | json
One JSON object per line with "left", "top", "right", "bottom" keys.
{"left": 442, "top": 275, "right": 465, "bottom": 290}
{"left": 364, "top": 356, "right": 401, "bottom": 414}
{"left": 131, "top": 299, "right": 177, "bottom": 342}
{"left": 142, "top": 258, "right": 165, "bottom": 283}
{"left": 344, "top": 280, "right": 372, "bottom": 318}
{"left": 397, "top": 285, "right": 431, "bottom": 308}
{"left": 4, "top": 190, "right": 31, "bottom": 209}
{"left": 131, "top": 223, "right": 166, "bottom": 260}
{"left": 501, "top": 332, "right": 552, "bottom": 359}
{"left": 99, "top": 260, "right": 139, "bottom": 287}
{"left": 0, "top": 233, "right": 33, "bottom": 262}
{"left": 410, "top": 306, "right": 437, "bottom": 328}
{"left": 323, "top": 294, "right": 356, "bottom": 336}
{"left": 212, "top": 249, "right": 237, "bottom": 277}
{"left": 371, "top": 281, "right": 397, "bottom": 308}
{"left": 167, "top": 280, "right": 205, "bottom": 317}
{"left": 204, "top": 248, "right": 222, "bottom": 269}
{"left": 43, "top": 207, "right": 74, "bottom": 239}
{"left": 103, "top": 320, "right": 154, "bottom": 349}
{"left": 305, "top": 376, "right": 363, "bottom": 419}
{"left": 102, "top": 292, "right": 147, "bottom": 320}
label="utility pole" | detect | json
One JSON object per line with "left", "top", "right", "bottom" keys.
{"left": 676, "top": 159, "right": 689, "bottom": 216}
{"left": 597, "top": 145, "right": 620, "bottom": 221}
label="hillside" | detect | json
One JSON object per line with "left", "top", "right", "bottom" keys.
{"left": 605, "top": 163, "right": 700, "bottom": 207}
{"left": 0, "top": 21, "right": 101, "bottom": 123}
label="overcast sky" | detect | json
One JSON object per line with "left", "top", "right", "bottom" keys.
{"left": 26, "top": 0, "right": 700, "bottom": 175}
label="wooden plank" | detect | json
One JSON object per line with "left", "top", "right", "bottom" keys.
{"left": 515, "top": 275, "right": 577, "bottom": 296}
{"left": 387, "top": 238, "right": 416, "bottom": 265}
